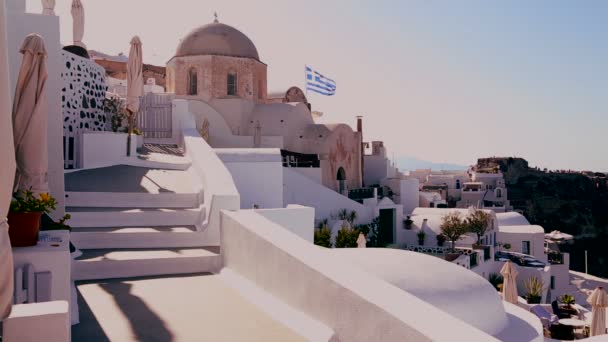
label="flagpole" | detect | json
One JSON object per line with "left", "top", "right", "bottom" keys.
{"left": 304, "top": 65, "right": 308, "bottom": 98}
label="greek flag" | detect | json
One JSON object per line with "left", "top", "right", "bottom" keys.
{"left": 306, "top": 66, "right": 336, "bottom": 96}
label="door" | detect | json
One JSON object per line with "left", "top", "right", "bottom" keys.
{"left": 378, "top": 208, "right": 395, "bottom": 246}
{"left": 522, "top": 241, "right": 531, "bottom": 255}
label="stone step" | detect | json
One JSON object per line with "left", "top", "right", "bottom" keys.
{"left": 70, "top": 226, "right": 212, "bottom": 249}
{"left": 65, "top": 191, "right": 202, "bottom": 209}
{"left": 66, "top": 206, "right": 205, "bottom": 228}
{"left": 72, "top": 247, "right": 221, "bottom": 281}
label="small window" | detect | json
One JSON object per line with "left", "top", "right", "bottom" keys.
{"left": 522, "top": 241, "right": 531, "bottom": 255}
{"left": 550, "top": 276, "right": 555, "bottom": 290}
{"left": 227, "top": 73, "right": 237, "bottom": 96}
{"left": 188, "top": 68, "right": 197, "bottom": 95}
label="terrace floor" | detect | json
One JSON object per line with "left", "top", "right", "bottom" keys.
{"left": 72, "top": 273, "right": 305, "bottom": 342}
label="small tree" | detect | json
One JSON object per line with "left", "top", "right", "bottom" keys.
{"left": 466, "top": 208, "right": 491, "bottom": 245}
{"left": 335, "top": 222, "right": 359, "bottom": 248}
{"left": 314, "top": 223, "right": 332, "bottom": 248}
{"left": 440, "top": 212, "right": 468, "bottom": 252}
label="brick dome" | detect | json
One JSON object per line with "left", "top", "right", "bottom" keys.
{"left": 175, "top": 22, "right": 260, "bottom": 61}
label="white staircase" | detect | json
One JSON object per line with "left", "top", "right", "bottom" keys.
{"left": 67, "top": 165, "right": 221, "bottom": 281}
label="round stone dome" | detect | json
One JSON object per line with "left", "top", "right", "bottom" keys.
{"left": 175, "top": 22, "right": 260, "bottom": 61}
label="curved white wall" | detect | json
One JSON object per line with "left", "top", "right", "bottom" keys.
{"left": 178, "top": 100, "right": 240, "bottom": 244}
{"left": 220, "top": 210, "right": 501, "bottom": 341}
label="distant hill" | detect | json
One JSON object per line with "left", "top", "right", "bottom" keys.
{"left": 477, "top": 157, "right": 608, "bottom": 278}
{"left": 395, "top": 156, "right": 468, "bottom": 171}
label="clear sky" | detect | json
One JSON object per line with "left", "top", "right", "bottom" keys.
{"left": 29, "top": 0, "right": 608, "bottom": 171}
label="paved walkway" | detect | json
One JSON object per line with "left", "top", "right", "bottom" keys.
{"left": 73, "top": 274, "right": 305, "bottom": 342}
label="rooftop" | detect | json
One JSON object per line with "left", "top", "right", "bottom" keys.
{"left": 498, "top": 225, "right": 544, "bottom": 234}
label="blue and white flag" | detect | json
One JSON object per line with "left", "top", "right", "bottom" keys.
{"left": 305, "top": 65, "right": 336, "bottom": 96}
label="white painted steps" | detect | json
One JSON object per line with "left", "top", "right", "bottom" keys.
{"left": 73, "top": 247, "right": 221, "bottom": 281}
{"left": 66, "top": 206, "right": 206, "bottom": 228}
{"left": 65, "top": 191, "right": 202, "bottom": 209}
{"left": 70, "top": 226, "right": 209, "bottom": 249}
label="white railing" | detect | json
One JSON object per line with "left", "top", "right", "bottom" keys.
{"left": 176, "top": 100, "right": 240, "bottom": 245}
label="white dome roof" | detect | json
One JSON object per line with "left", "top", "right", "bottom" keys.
{"left": 331, "top": 248, "right": 509, "bottom": 335}
{"left": 496, "top": 212, "right": 530, "bottom": 226}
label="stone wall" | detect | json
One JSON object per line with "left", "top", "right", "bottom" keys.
{"left": 167, "top": 55, "right": 266, "bottom": 103}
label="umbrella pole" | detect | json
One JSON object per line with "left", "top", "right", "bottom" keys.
{"left": 126, "top": 109, "right": 133, "bottom": 156}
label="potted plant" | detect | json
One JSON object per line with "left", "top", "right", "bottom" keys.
{"left": 524, "top": 276, "right": 544, "bottom": 304}
{"left": 8, "top": 190, "right": 57, "bottom": 247}
{"left": 559, "top": 294, "right": 575, "bottom": 308}
{"left": 417, "top": 230, "right": 426, "bottom": 246}
{"left": 559, "top": 294, "right": 578, "bottom": 316}
{"left": 503, "top": 243, "right": 511, "bottom": 251}
{"left": 436, "top": 234, "right": 446, "bottom": 247}
{"left": 403, "top": 216, "right": 413, "bottom": 230}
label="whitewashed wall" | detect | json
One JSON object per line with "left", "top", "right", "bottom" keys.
{"left": 215, "top": 148, "right": 283, "bottom": 209}
{"left": 283, "top": 167, "right": 372, "bottom": 224}
{"left": 6, "top": 0, "right": 64, "bottom": 218}
{"left": 220, "top": 210, "right": 500, "bottom": 342}
{"left": 255, "top": 205, "right": 314, "bottom": 243}
{"left": 497, "top": 228, "right": 546, "bottom": 262}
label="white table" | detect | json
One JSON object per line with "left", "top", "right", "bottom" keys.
{"left": 559, "top": 318, "right": 587, "bottom": 328}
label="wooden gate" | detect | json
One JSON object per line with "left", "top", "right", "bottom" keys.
{"left": 136, "top": 93, "right": 174, "bottom": 139}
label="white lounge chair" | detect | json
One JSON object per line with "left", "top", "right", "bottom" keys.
{"left": 530, "top": 304, "right": 559, "bottom": 328}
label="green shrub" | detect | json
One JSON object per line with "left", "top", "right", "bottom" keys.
{"left": 335, "top": 224, "right": 359, "bottom": 248}
{"left": 314, "top": 225, "right": 332, "bottom": 248}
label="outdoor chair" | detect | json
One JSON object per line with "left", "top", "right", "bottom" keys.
{"left": 552, "top": 300, "right": 571, "bottom": 319}
{"left": 530, "top": 305, "right": 559, "bottom": 328}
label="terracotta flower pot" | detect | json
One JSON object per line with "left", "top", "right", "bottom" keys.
{"left": 7, "top": 211, "right": 42, "bottom": 247}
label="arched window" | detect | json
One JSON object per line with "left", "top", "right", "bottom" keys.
{"left": 227, "top": 73, "right": 237, "bottom": 96}
{"left": 188, "top": 68, "right": 197, "bottom": 95}
{"left": 495, "top": 188, "right": 502, "bottom": 198}
{"left": 456, "top": 179, "right": 461, "bottom": 190}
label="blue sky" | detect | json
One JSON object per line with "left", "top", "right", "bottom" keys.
{"left": 30, "top": 0, "right": 608, "bottom": 170}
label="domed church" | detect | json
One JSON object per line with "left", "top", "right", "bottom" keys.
{"left": 166, "top": 16, "right": 363, "bottom": 193}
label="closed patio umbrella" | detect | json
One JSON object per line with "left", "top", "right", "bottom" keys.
{"left": 587, "top": 286, "right": 608, "bottom": 336}
{"left": 500, "top": 261, "right": 519, "bottom": 304}
{"left": 70, "top": 0, "right": 85, "bottom": 48}
{"left": 0, "top": 0, "right": 16, "bottom": 320}
{"left": 126, "top": 36, "right": 143, "bottom": 156}
{"left": 12, "top": 34, "right": 49, "bottom": 194}
{"left": 42, "top": 0, "right": 55, "bottom": 15}
{"left": 357, "top": 233, "right": 366, "bottom": 248}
